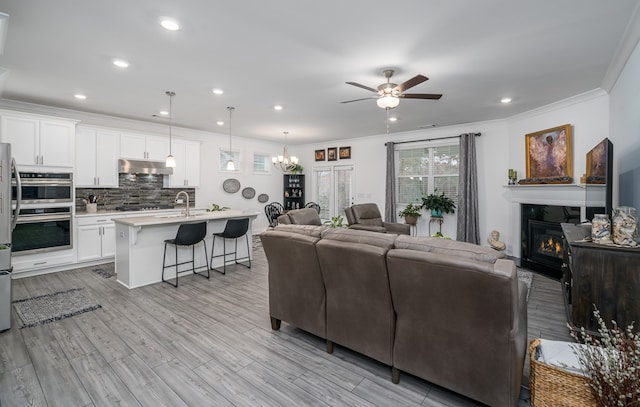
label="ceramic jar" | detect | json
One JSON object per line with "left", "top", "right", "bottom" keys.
{"left": 591, "top": 214, "right": 611, "bottom": 243}
{"left": 612, "top": 206, "right": 638, "bottom": 246}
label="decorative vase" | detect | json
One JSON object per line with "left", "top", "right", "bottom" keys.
{"left": 431, "top": 209, "right": 442, "bottom": 217}
{"left": 591, "top": 214, "right": 611, "bottom": 243}
{"left": 404, "top": 215, "right": 418, "bottom": 225}
{"left": 612, "top": 206, "right": 638, "bottom": 246}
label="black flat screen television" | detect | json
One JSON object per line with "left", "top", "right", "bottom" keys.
{"left": 584, "top": 138, "right": 613, "bottom": 220}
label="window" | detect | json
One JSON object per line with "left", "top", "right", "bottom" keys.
{"left": 396, "top": 144, "right": 459, "bottom": 205}
{"left": 253, "top": 153, "right": 271, "bottom": 173}
{"left": 219, "top": 149, "right": 240, "bottom": 171}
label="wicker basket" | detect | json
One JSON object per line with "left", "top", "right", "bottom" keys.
{"left": 529, "top": 338, "right": 597, "bottom": 407}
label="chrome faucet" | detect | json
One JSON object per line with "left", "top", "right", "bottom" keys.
{"left": 175, "top": 191, "right": 190, "bottom": 217}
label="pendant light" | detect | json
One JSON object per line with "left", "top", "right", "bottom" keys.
{"left": 226, "top": 106, "right": 235, "bottom": 171}
{"left": 165, "top": 91, "right": 176, "bottom": 168}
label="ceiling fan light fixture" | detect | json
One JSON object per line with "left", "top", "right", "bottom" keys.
{"left": 377, "top": 95, "right": 399, "bottom": 109}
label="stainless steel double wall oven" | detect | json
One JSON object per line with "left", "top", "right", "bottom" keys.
{"left": 12, "top": 172, "right": 73, "bottom": 254}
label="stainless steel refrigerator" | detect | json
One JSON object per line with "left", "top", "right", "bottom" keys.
{"left": 0, "top": 143, "right": 21, "bottom": 332}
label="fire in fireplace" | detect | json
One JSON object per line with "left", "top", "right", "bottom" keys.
{"left": 521, "top": 204, "right": 580, "bottom": 279}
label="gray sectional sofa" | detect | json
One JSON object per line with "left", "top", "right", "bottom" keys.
{"left": 260, "top": 225, "right": 528, "bottom": 407}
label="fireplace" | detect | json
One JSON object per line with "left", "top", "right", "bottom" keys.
{"left": 521, "top": 204, "right": 580, "bottom": 279}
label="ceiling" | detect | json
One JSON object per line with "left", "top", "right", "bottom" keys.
{"left": 0, "top": 0, "right": 638, "bottom": 144}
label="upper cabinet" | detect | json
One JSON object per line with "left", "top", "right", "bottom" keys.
{"left": 120, "top": 132, "right": 169, "bottom": 161}
{"left": 165, "top": 139, "right": 201, "bottom": 187}
{"left": 0, "top": 113, "right": 76, "bottom": 169}
{"left": 75, "top": 126, "right": 120, "bottom": 188}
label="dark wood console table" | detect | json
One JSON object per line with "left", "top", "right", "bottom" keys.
{"left": 561, "top": 223, "right": 640, "bottom": 334}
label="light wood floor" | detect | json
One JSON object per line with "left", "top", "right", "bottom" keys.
{"left": 0, "top": 244, "right": 571, "bottom": 407}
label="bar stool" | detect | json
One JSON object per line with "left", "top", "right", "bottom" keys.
{"left": 162, "top": 222, "right": 209, "bottom": 287}
{"left": 210, "top": 218, "right": 251, "bottom": 274}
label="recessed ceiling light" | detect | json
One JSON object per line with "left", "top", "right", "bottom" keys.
{"left": 501, "top": 97, "right": 512, "bottom": 104}
{"left": 212, "top": 88, "right": 224, "bottom": 95}
{"left": 113, "top": 59, "right": 129, "bottom": 68}
{"left": 274, "top": 105, "right": 283, "bottom": 111}
{"left": 159, "top": 110, "right": 169, "bottom": 116}
{"left": 74, "top": 94, "right": 87, "bottom": 100}
{"left": 216, "top": 121, "right": 224, "bottom": 126}
{"left": 160, "top": 18, "right": 180, "bottom": 31}
{"left": 389, "top": 117, "right": 397, "bottom": 122}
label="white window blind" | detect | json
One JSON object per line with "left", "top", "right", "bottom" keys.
{"left": 396, "top": 144, "right": 459, "bottom": 205}
{"left": 253, "top": 153, "right": 270, "bottom": 173}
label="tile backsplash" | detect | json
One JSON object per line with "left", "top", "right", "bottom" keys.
{"left": 76, "top": 174, "right": 196, "bottom": 211}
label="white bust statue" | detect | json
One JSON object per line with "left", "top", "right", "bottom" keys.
{"left": 488, "top": 230, "right": 506, "bottom": 251}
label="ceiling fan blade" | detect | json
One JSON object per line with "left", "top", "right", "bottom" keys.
{"left": 394, "top": 75, "right": 428, "bottom": 94}
{"left": 340, "top": 97, "right": 378, "bottom": 104}
{"left": 400, "top": 93, "right": 443, "bottom": 100}
{"left": 346, "top": 82, "right": 378, "bottom": 93}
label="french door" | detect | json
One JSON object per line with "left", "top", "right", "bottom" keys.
{"left": 313, "top": 165, "right": 354, "bottom": 220}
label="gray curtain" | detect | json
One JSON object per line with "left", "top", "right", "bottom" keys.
{"left": 384, "top": 142, "right": 396, "bottom": 222}
{"left": 456, "top": 133, "right": 480, "bottom": 244}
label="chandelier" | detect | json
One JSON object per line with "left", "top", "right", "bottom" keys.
{"left": 272, "top": 131, "right": 299, "bottom": 172}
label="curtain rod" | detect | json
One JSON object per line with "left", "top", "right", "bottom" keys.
{"left": 384, "top": 132, "right": 481, "bottom": 146}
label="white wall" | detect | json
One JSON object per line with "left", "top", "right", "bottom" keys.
{"left": 610, "top": 38, "right": 640, "bottom": 211}
{"left": 295, "top": 120, "right": 509, "bottom": 242}
{"left": 295, "top": 89, "right": 617, "bottom": 255}
{"left": 504, "top": 90, "right": 610, "bottom": 255}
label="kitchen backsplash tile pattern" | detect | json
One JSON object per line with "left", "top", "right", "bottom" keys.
{"left": 76, "top": 174, "right": 196, "bottom": 211}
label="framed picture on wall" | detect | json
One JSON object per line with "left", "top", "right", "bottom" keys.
{"left": 315, "top": 149, "right": 326, "bottom": 161}
{"left": 524, "top": 124, "right": 573, "bottom": 183}
{"left": 327, "top": 147, "right": 337, "bottom": 161}
{"left": 339, "top": 146, "right": 351, "bottom": 159}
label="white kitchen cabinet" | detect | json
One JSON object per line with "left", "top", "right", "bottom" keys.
{"left": 77, "top": 216, "right": 116, "bottom": 261}
{"left": 0, "top": 113, "right": 75, "bottom": 168}
{"left": 120, "top": 132, "right": 169, "bottom": 161}
{"left": 166, "top": 139, "right": 201, "bottom": 187}
{"left": 75, "top": 126, "right": 120, "bottom": 187}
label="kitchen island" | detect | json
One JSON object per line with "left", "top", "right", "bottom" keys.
{"left": 113, "top": 210, "right": 259, "bottom": 288}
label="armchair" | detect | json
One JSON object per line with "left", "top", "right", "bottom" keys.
{"left": 344, "top": 203, "right": 410, "bottom": 235}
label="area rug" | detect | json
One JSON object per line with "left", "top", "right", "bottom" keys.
{"left": 91, "top": 266, "right": 115, "bottom": 278}
{"left": 517, "top": 269, "right": 534, "bottom": 301}
{"left": 13, "top": 288, "right": 102, "bottom": 328}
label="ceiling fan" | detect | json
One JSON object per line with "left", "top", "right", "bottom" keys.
{"left": 342, "top": 69, "right": 442, "bottom": 109}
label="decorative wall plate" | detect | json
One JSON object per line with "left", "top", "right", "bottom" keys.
{"left": 223, "top": 178, "right": 240, "bottom": 193}
{"left": 258, "top": 193, "right": 269, "bottom": 203}
{"left": 242, "top": 187, "right": 256, "bottom": 199}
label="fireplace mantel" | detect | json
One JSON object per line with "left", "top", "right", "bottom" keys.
{"left": 505, "top": 184, "right": 605, "bottom": 260}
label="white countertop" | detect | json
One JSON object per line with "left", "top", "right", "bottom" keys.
{"left": 75, "top": 208, "right": 192, "bottom": 218}
{"left": 112, "top": 210, "right": 260, "bottom": 227}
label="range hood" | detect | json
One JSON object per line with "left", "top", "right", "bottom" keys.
{"left": 118, "top": 159, "right": 173, "bottom": 175}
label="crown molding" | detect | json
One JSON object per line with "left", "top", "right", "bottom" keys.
{"left": 601, "top": 2, "right": 640, "bottom": 91}
{"left": 506, "top": 89, "right": 608, "bottom": 123}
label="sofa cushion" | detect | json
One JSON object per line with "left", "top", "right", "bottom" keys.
{"left": 286, "top": 208, "right": 322, "bottom": 225}
{"left": 321, "top": 228, "right": 397, "bottom": 249}
{"left": 351, "top": 203, "right": 384, "bottom": 227}
{"left": 394, "top": 235, "right": 506, "bottom": 263}
{"left": 274, "top": 224, "right": 327, "bottom": 238}
{"left": 276, "top": 213, "right": 292, "bottom": 224}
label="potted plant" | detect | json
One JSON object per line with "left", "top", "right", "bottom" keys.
{"left": 324, "top": 215, "right": 347, "bottom": 228}
{"left": 206, "top": 203, "right": 230, "bottom": 212}
{"left": 290, "top": 164, "right": 304, "bottom": 174}
{"left": 398, "top": 203, "right": 422, "bottom": 225}
{"left": 421, "top": 189, "right": 456, "bottom": 217}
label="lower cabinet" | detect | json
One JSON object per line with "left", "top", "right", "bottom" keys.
{"left": 77, "top": 217, "right": 116, "bottom": 261}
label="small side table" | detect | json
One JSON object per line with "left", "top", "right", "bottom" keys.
{"left": 428, "top": 216, "right": 444, "bottom": 236}
{"left": 409, "top": 224, "right": 418, "bottom": 236}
